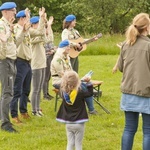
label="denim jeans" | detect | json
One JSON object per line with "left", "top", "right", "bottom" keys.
{"left": 10, "top": 59, "right": 32, "bottom": 118}
{"left": 121, "top": 111, "right": 150, "bottom": 150}
{"left": 85, "top": 96, "right": 94, "bottom": 112}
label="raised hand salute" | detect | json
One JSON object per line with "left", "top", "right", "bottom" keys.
{"left": 39, "top": 7, "right": 46, "bottom": 18}
{"left": 23, "top": 8, "right": 31, "bottom": 32}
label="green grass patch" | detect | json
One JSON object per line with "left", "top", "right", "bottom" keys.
{"left": 54, "top": 33, "right": 125, "bottom": 55}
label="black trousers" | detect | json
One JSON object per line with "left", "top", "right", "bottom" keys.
{"left": 43, "top": 55, "right": 53, "bottom": 96}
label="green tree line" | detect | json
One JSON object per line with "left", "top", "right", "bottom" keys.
{"left": 0, "top": 0, "right": 150, "bottom": 34}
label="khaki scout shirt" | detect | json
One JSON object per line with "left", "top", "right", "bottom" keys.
{"left": 0, "top": 42, "right": 7, "bottom": 59}
{"left": 46, "top": 26, "right": 54, "bottom": 43}
{"left": 51, "top": 48, "right": 72, "bottom": 85}
{"left": 30, "top": 18, "right": 46, "bottom": 70}
{"left": 61, "top": 28, "right": 80, "bottom": 47}
{"left": 0, "top": 17, "right": 16, "bottom": 60}
{"left": 14, "top": 24, "right": 32, "bottom": 61}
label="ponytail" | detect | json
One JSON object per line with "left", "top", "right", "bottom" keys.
{"left": 125, "top": 13, "right": 150, "bottom": 45}
{"left": 125, "top": 24, "right": 139, "bottom": 45}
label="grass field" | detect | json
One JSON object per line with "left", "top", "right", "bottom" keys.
{"left": 0, "top": 55, "right": 143, "bottom": 150}
{"left": 54, "top": 33, "right": 125, "bottom": 55}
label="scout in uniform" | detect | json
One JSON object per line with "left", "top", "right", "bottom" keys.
{"left": 51, "top": 40, "right": 97, "bottom": 114}
{"left": 51, "top": 40, "right": 72, "bottom": 88}
{"left": 61, "top": 14, "right": 82, "bottom": 73}
{"left": 10, "top": 9, "right": 32, "bottom": 124}
{"left": 29, "top": 7, "right": 47, "bottom": 117}
{"left": 43, "top": 16, "right": 55, "bottom": 100}
{"left": 0, "top": 2, "right": 17, "bottom": 132}
{"left": 61, "top": 15, "right": 97, "bottom": 114}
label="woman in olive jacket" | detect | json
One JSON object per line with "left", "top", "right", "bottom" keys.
{"left": 118, "top": 13, "right": 150, "bottom": 150}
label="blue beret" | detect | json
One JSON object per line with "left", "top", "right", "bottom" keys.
{"left": 65, "top": 15, "right": 76, "bottom": 22}
{"left": 16, "top": 10, "right": 26, "bottom": 18}
{"left": 0, "top": 2, "right": 16, "bottom": 11}
{"left": 59, "top": 40, "right": 70, "bottom": 48}
{"left": 30, "top": 16, "right": 39, "bottom": 24}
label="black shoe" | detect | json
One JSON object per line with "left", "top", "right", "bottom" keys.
{"left": 89, "top": 110, "right": 98, "bottom": 115}
{"left": 1, "top": 124, "right": 18, "bottom": 133}
{"left": 27, "top": 98, "right": 31, "bottom": 103}
{"left": 44, "top": 95, "right": 51, "bottom": 100}
{"left": 44, "top": 94, "right": 54, "bottom": 100}
{"left": 47, "top": 93, "right": 54, "bottom": 99}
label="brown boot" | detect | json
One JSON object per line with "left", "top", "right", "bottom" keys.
{"left": 20, "top": 113, "right": 31, "bottom": 119}
{"left": 12, "top": 117, "right": 23, "bottom": 124}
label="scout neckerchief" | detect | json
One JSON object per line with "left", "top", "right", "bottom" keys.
{"left": 63, "top": 89, "right": 78, "bottom": 105}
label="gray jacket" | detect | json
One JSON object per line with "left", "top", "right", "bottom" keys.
{"left": 118, "top": 35, "right": 150, "bottom": 97}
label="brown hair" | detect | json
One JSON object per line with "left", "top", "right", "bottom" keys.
{"left": 125, "top": 13, "right": 150, "bottom": 45}
{"left": 62, "top": 19, "right": 72, "bottom": 29}
{"left": 60, "top": 70, "right": 81, "bottom": 94}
